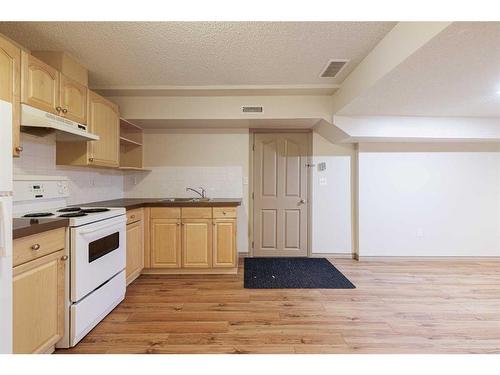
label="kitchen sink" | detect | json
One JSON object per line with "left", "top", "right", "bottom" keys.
{"left": 159, "top": 198, "right": 211, "bottom": 202}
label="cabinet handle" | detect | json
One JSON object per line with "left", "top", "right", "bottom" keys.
{"left": 56, "top": 106, "right": 62, "bottom": 112}
{"left": 89, "top": 157, "right": 94, "bottom": 162}
{"left": 31, "top": 244, "right": 40, "bottom": 251}
{"left": 176, "top": 222, "right": 180, "bottom": 226}
{"left": 61, "top": 255, "right": 68, "bottom": 261}
{"left": 130, "top": 215, "right": 135, "bottom": 219}
{"left": 62, "top": 108, "right": 68, "bottom": 114}
{"left": 15, "top": 146, "right": 23, "bottom": 152}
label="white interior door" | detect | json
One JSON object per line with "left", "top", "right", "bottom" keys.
{"left": 253, "top": 133, "right": 309, "bottom": 257}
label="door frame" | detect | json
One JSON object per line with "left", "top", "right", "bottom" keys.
{"left": 248, "top": 129, "right": 313, "bottom": 257}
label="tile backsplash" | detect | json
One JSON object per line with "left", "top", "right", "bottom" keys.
{"left": 123, "top": 166, "right": 243, "bottom": 198}
{"left": 14, "top": 132, "right": 124, "bottom": 205}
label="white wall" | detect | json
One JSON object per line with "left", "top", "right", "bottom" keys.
{"left": 311, "top": 132, "right": 353, "bottom": 254}
{"left": 124, "top": 128, "right": 250, "bottom": 252}
{"left": 14, "top": 132, "right": 124, "bottom": 205}
{"left": 359, "top": 145, "right": 500, "bottom": 256}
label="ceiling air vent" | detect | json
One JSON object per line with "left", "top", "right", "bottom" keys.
{"left": 320, "top": 59, "right": 349, "bottom": 78}
{"left": 242, "top": 106, "right": 263, "bottom": 113}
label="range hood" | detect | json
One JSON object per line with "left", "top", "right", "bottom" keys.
{"left": 21, "top": 104, "right": 99, "bottom": 142}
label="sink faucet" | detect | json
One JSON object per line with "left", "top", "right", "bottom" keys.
{"left": 186, "top": 186, "right": 207, "bottom": 199}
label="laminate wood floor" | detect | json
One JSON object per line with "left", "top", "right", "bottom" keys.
{"left": 56, "top": 258, "right": 500, "bottom": 354}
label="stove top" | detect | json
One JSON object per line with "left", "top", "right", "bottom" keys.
{"left": 13, "top": 176, "right": 126, "bottom": 226}
{"left": 17, "top": 206, "right": 125, "bottom": 226}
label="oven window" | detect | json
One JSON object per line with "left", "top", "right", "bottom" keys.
{"left": 88, "top": 232, "right": 120, "bottom": 263}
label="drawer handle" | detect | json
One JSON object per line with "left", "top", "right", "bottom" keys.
{"left": 176, "top": 222, "right": 180, "bottom": 226}
{"left": 31, "top": 243, "right": 41, "bottom": 251}
{"left": 130, "top": 215, "right": 135, "bottom": 219}
{"left": 61, "top": 255, "right": 69, "bottom": 261}
{"left": 223, "top": 211, "right": 227, "bottom": 215}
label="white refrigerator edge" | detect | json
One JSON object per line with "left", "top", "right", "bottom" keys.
{"left": 0, "top": 98, "right": 13, "bottom": 354}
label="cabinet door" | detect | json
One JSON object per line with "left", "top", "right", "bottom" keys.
{"left": 151, "top": 218, "right": 181, "bottom": 268}
{"left": 0, "top": 35, "right": 21, "bottom": 156}
{"left": 126, "top": 219, "right": 144, "bottom": 285}
{"left": 21, "top": 52, "right": 59, "bottom": 115}
{"left": 182, "top": 219, "right": 212, "bottom": 268}
{"left": 60, "top": 73, "right": 87, "bottom": 124}
{"left": 87, "top": 90, "right": 119, "bottom": 167}
{"left": 13, "top": 250, "right": 66, "bottom": 354}
{"left": 213, "top": 219, "right": 237, "bottom": 268}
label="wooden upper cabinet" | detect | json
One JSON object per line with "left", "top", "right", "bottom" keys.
{"left": 0, "top": 34, "right": 21, "bottom": 156}
{"left": 182, "top": 219, "right": 212, "bottom": 268}
{"left": 21, "top": 51, "right": 59, "bottom": 115}
{"left": 59, "top": 74, "right": 87, "bottom": 124}
{"left": 87, "top": 90, "right": 119, "bottom": 167}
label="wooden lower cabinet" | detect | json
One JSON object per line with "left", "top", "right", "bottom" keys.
{"left": 126, "top": 214, "right": 144, "bottom": 285}
{"left": 146, "top": 207, "right": 238, "bottom": 274}
{"left": 13, "top": 249, "right": 66, "bottom": 354}
{"left": 150, "top": 218, "right": 181, "bottom": 268}
{"left": 213, "top": 219, "right": 237, "bottom": 268}
{"left": 182, "top": 219, "right": 212, "bottom": 268}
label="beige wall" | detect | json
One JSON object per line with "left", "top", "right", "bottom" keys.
{"left": 124, "top": 128, "right": 250, "bottom": 252}
{"left": 311, "top": 132, "right": 355, "bottom": 255}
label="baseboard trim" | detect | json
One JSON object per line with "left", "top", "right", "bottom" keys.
{"left": 142, "top": 267, "right": 238, "bottom": 275}
{"left": 239, "top": 252, "right": 356, "bottom": 259}
{"left": 310, "top": 253, "right": 355, "bottom": 259}
{"left": 357, "top": 256, "right": 500, "bottom": 261}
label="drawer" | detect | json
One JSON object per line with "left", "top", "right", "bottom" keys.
{"left": 13, "top": 227, "right": 66, "bottom": 267}
{"left": 150, "top": 207, "right": 181, "bottom": 219}
{"left": 181, "top": 207, "right": 212, "bottom": 219}
{"left": 213, "top": 207, "right": 237, "bottom": 218}
{"left": 126, "top": 208, "right": 143, "bottom": 224}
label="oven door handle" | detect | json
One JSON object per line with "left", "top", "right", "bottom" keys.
{"left": 77, "top": 221, "right": 125, "bottom": 236}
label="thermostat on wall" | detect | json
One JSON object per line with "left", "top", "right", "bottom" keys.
{"left": 318, "top": 162, "right": 327, "bottom": 171}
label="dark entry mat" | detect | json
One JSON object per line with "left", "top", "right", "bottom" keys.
{"left": 244, "top": 257, "right": 355, "bottom": 289}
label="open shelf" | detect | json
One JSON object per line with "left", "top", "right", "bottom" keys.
{"left": 120, "top": 136, "right": 143, "bottom": 146}
{"left": 119, "top": 118, "right": 145, "bottom": 170}
{"left": 119, "top": 166, "right": 151, "bottom": 171}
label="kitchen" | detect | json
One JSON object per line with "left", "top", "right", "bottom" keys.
{"left": 2, "top": 12, "right": 500, "bottom": 370}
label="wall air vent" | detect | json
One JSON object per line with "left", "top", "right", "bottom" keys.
{"left": 242, "top": 106, "right": 263, "bottom": 113}
{"left": 320, "top": 59, "right": 349, "bottom": 78}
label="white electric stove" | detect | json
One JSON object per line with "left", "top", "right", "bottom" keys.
{"left": 13, "top": 175, "right": 127, "bottom": 348}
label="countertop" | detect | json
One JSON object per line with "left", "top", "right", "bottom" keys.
{"left": 82, "top": 198, "right": 243, "bottom": 210}
{"left": 13, "top": 218, "right": 69, "bottom": 240}
{"left": 13, "top": 198, "right": 242, "bottom": 239}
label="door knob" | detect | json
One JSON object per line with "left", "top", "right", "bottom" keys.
{"left": 299, "top": 199, "right": 305, "bottom": 204}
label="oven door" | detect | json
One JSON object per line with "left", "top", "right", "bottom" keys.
{"left": 71, "top": 215, "right": 126, "bottom": 302}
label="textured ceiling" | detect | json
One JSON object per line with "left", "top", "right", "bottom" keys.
{"left": 338, "top": 22, "right": 500, "bottom": 117}
{"left": 0, "top": 22, "right": 395, "bottom": 88}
